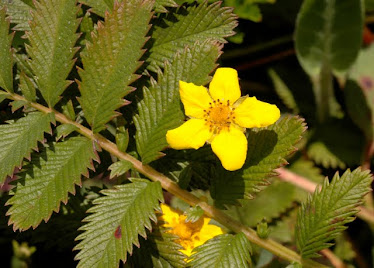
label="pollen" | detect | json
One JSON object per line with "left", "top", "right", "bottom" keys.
{"left": 204, "top": 99, "right": 234, "bottom": 133}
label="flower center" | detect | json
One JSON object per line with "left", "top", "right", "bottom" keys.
{"left": 204, "top": 99, "right": 235, "bottom": 133}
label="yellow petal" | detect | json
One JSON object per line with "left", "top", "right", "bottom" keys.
{"left": 234, "top": 97, "right": 280, "bottom": 128}
{"left": 180, "top": 81, "right": 211, "bottom": 118}
{"left": 211, "top": 127, "right": 247, "bottom": 171}
{"left": 166, "top": 119, "right": 212, "bottom": 150}
{"left": 160, "top": 204, "right": 180, "bottom": 228}
{"left": 209, "top": 68, "right": 241, "bottom": 104}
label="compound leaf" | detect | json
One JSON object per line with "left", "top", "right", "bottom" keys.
{"left": 147, "top": 1, "right": 237, "bottom": 71}
{"left": 0, "top": 112, "right": 52, "bottom": 185}
{"left": 74, "top": 179, "right": 163, "bottom": 268}
{"left": 6, "top": 137, "right": 97, "bottom": 231}
{"left": 189, "top": 233, "right": 252, "bottom": 268}
{"left": 295, "top": 168, "right": 372, "bottom": 259}
{"left": 26, "top": 0, "right": 79, "bottom": 107}
{"left": 211, "top": 116, "right": 305, "bottom": 206}
{"left": 0, "top": 7, "right": 13, "bottom": 92}
{"left": 79, "top": 0, "right": 153, "bottom": 133}
{"left": 134, "top": 40, "right": 221, "bottom": 164}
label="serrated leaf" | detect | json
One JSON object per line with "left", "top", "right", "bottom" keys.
{"left": 0, "top": 112, "right": 52, "bottom": 184}
{"left": 0, "top": 0, "right": 33, "bottom": 31}
{"left": 79, "top": 0, "right": 153, "bottom": 133}
{"left": 295, "top": 168, "right": 372, "bottom": 259}
{"left": 295, "top": 0, "right": 363, "bottom": 78}
{"left": 0, "top": 7, "right": 13, "bottom": 92}
{"left": 13, "top": 53, "right": 34, "bottom": 78}
{"left": 185, "top": 205, "right": 204, "bottom": 223}
{"left": 130, "top": 226, "right": 186, "bottom": 268}
{"left": 154, "top": 0, "right": 178, "bottom": 12}
{"left": 307, "top": 120, "right": 364, "bottom": 169}
{"left": 19, "top": 73, "right": 36, "bottom": 102}
{"left": 225, "top": 180, "right": 296, "bottom": 227}
{"left": 134, "top": 40, "right": 221, "bottom": 164}
{"left": 211, "top": 116, "right": 305, "bottom": 205}
{"left": 108, "top": 160, "right": 133, "bottom": 178}
{"left": 74, "top": 179, "right": 163, "bottom": 268}
{"left": 268, "top": 69, "right": 299, "bottom": 113}
{"left": 78, "top": 0, "right": 109, "bottom": 17}
{"left": 26, "top": 0, "right": 79, "bottom": 107}
{"left": 6, "top": 137, "right": 96, "bottom": 231}
{"left": 56, "top": 123, "right": 78, "bottom": 140}
{"left": 147, "top": 1, "right": 237, "bottom": 71}
{"left": 0, "top": 90, "right": 9, "bottom": 103}
{"left": 189, "top": 233, "right": 252, "bottom": 268}
{"left": 10, "top": 100, "right": 27, "bottom": 112}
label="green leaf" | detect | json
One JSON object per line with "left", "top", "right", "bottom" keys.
{"left": 79, "top": 0, "right": 153, "bottom": 133}
{"left": 130, "top": 226, "right": 186, "bottom": 268}
{"left": 0, "top": 0, "right": 33, "bottom": 31}
{"left": 6, "top": 137, "right": 97, "bottom": 231}
{"left": 307, "top": 120, "right": 364, "bottom": 169}
{"left": 26, "top": 0, "right": 79, "bottom": 107}
{"left": 147, "top": 1, "right": 237, "bottom": 71}
{"left": 346, "top": 45, "right": 374, "bottom": 140}
{"left": 19, "top": 73, "right": 36, "bottom": 102}
{"left": 295, "top": 0, "right": 363, "bottom": 78}
{"left": 74, "top": 179, "right": 163, "bottom": 268}
{"left": 134, "top": 40, "right": 221, "bottom": 164}
{"left": 225, "top": 180, "right": 296, "bottom": 227}
{"left": 268, "top": 69, "right": 299, "bottom": 113}
{"left": 295, "top": 168, "right": 372, "bottom": 259}
{"left": 0, "top": 112, "right": 52, "bottom": 184}
{"left": 78, "top": 0, "right": 109, "bottom": 17}
{"left": 154, "top": 0, "right": 178, "bottom": 13}
{"left": 55, "top": 123, "right": 78, "bottom": 140}
{"left": 211, "top": 116, "right": 305, "bottom": 205}
{"left": 189, "top": 233, "right": 252, "bottom": 268}
{"left": 0, "top": 7, "right": 13, "bottom": 92}
{"left": 185, "top": 205, "right": 204, "bottom": 223}
{"left": 108, "top": 160, "right": 133, "bottom": 178}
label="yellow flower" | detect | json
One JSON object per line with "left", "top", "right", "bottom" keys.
{"left": 160, "top": 203, "right": 224, "bottom": 257}
{"left": 166, "top": 67, "right": 280, "bottom": 171}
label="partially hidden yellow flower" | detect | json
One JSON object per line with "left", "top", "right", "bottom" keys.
{"left": 159, "top": 203, "right": 224, "bottom": 257}
{"left": 166, "top": 67, "right": 280, "bottom": 171}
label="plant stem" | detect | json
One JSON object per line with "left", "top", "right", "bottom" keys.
{"left": 7, "top": 93, "right": 327, "bottom": 268}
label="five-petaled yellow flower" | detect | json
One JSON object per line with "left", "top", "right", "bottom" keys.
{"left": 166, "top": 67, "right": 280, "bottom": 171}
{"left": 160, "top": 203, "right": 224, "bottom": 257}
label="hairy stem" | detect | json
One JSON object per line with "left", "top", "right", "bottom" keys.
{"left": 8, "top": 93, "right": 327, "bottom": 267}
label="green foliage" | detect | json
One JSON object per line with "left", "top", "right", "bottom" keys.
{"left": 346, "top": 44, "right": 374, "bottom": 141}
{"left": 19, "top": 73, "right": 36, "bottom": 102}
{"left": 154, "top": 0, "right": 178, "bottom": 12}
{"left": 0, "top": 112, "right": 52, "bottom": 184}
{"left": 295, "top": 168, "right": 372, "bottom": 259}
{"left": 224, "top": 0, "right": 275, "bottom": 22}
{"left": 74, "top": 179, "right": 163, "bottom": 267}
{"left": 0, "top": 0, "right": 33, "bottom": 31}
{"left": 26, "top": 0, "right": 79, "bottom": 107}
{"left": 225, "top": 180, "right": 296, "bottom": 227}
{"left": 130, "top": 226, "right": 186, "bottom": 268}
{"left": 134, "top": 41, "right": 221, "bottom": 164}
{"left": 295, "top": 0, "right": 363, "bottom": 78}
{"left": 185, "top": 205, "right": 204, "bottom": 223}
{"left": 79, "top": 0, "right": 153, "bottom": 133}
{"left": 0, "top": 7, "right": 13, "bottom": 92}
{"left": 147, "top": 1, "right": 237, "bottom": 71}
{"left": 6, "top": 137, "right": 97, "bottom": 231}
{"left": 108, "top": 160, "right": 133, "bottom": 178}
{"left": 307, "top": 121, "right": 364, "bottom": 169}
{"left": 189, "top": 233, "right": 252, "bottom": 268}
{"left": 211, "top": 116, "right": 305, "bottom": 205}
{"left": 268, "top": 69, "right": 299, "bottom": 113}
